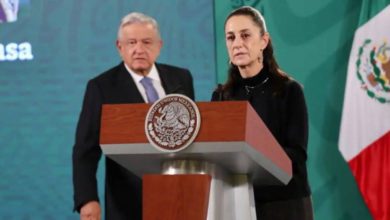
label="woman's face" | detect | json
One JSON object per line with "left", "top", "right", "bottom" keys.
{"left": 225, "top": 15, "right": 268, "bottom": 68}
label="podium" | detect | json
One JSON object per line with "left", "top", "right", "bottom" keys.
{"left": 100, "top": 101, "right": 292, "bottom": 220}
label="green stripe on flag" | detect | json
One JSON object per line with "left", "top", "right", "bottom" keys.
{"left": 358, "top": 0, "right": 390, "bottom": 26}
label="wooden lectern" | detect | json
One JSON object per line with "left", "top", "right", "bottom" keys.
{"left": 100, "top": 101, "right": 292, "bottom": 220}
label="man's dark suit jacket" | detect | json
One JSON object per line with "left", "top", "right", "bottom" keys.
{"left": 72, "top": 62, "right": 195, "bottom": 220}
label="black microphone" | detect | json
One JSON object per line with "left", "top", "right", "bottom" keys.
{"left": 217, "top": 84, "right": 224, "bottom": 101}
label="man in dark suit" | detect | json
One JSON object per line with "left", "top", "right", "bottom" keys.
{"left": 72, "top": 12, "right": 194, "bottom": 220}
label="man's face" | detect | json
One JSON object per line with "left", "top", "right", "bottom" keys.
{"left": 116, "top": 23, "right": 162, "bottom": 76}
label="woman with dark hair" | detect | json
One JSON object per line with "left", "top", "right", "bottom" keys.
{"left": 211, "top": 6, "right": 314, "bottom": 220}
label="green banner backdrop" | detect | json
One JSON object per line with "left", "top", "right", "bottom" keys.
{"left": 0, "top": 0, "right": 215, "bottom": 218}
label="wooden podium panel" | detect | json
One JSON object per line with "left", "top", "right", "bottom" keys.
{"left": 100, "top": 101, "right": 291, "bottom": 181}
{"left": 143, "top": 174, "right": 211, "bottom": 220}
{"left": 100, "top": 101, "right": 253, "bottom": 143}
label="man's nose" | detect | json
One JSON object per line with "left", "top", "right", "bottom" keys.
{"left": 134, "top": 42, "right": 146, "bottom": 53}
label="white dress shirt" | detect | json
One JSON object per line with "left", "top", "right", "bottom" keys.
{"left": 125, "top": 64, "right": 166, "bottom": 103}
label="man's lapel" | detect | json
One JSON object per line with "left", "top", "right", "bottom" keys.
{"left": 116, "top": 63, "right": 145, "bottom": 103}
{"left": 156, "top": 63, "right": 183, "bottom": 95}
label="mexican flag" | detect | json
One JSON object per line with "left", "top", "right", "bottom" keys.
{"left": 339, "top": 1, "right": 390, "bottom": 220}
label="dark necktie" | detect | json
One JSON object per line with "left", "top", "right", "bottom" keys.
{"left": 140, "top": 76, "right": 159, "bottom": 103}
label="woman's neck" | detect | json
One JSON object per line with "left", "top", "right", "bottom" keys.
{"left": 238, "top": 61, "right": 263, "bottom": 78}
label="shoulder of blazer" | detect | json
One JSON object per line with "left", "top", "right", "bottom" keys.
{"left": 91, "top": 62, "right": 126, "bottom": 82}
{"left": 156, "top": 62, "right": 190, "bottom": 75}
{"left": 87, "top": 62, "right": 134, "bottom": 91}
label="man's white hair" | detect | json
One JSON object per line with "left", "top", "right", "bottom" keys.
{"left": 117, "top": 12, "right": 161, "bottom": 40}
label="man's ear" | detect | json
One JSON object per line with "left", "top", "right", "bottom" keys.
{"left": 158, "top": 40, "right": 163, "bottom": 50}
{"left": 116, "top": 40, "right": 121, "bottom": 50}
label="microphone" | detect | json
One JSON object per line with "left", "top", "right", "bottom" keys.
{"left": 217, "top": 84, "right": 224, "bottom": 101}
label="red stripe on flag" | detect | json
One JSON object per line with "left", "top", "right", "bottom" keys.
{"left": 349, "top": 131, "right": 390, "bottom": 220}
